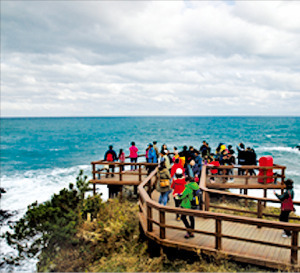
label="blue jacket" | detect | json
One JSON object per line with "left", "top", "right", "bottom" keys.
{"left": 148, "top": 147, "right": 158, "bottom": 163}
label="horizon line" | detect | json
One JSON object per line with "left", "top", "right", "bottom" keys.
{"left": 1, "top": 115, "right": 300, "bottom": 119}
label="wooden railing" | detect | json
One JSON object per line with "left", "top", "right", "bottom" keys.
{"left": 206, "top": 164, "right": 286, "bottom": 187}
{"left": 138, "top": 165, "right": 300, "bottom": 267}
{"left": 90, "top": 154, "right": 158, "bottom": 194}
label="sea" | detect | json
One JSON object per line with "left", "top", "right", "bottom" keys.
{"left": 1, "top": 116, "right": 300, "bottom": 271}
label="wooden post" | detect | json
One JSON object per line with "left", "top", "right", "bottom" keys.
{"left": 263, "top": 169, "right": 267, "bottom": 185}
{"left": 159, "top": 210, "right": 166, "bottom": 239}
{"left": 244, "top": 189, "right": 248, "bottom": 208}
{"left": 263, "top": 189, "right": 267, "bottom": 207}
{"left": 281, "top": 167, "right": 285, "bottom": 195}
{"left": 139, "top": 164, "right": 142, "bottom": 182}
{"left": 119, "top": 164, "right": 122, "bottom": 181}
{"left": 147, "top": 205, "right": 153, "bottom": 232}
{"left": 257, "top": 200, "right": 263, "bottom": 228}
{"left": 205, "top": 192, "right": 210, "bottom": 211}
{"left": 92, "top": 163, "right": 96, "bottom": 180}
{"left": 215, "top": 219, "right": 222, "bottom": 250}
{"left": 291, "top": 231, "right": 298, "bottom": 264}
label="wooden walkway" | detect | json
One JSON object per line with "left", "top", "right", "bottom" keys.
{"left": 89, "top": 160, "right": 300, "bottom": 270}
{"left": 139, "top": 190, "right": 300, "bottom": 270}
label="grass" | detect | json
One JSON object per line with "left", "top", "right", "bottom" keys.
{"left": 37, "top": 197, "right": 272, "bottom": 272}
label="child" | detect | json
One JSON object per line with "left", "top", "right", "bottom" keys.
{"left": 118, "top": 149, "right": 125, "bottom": 172}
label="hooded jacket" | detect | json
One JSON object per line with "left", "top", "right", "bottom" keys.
{"left": 178, "top": 182, "right": 200, "bottom": 209}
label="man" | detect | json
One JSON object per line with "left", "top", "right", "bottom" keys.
{"left": 153, "top": 141, "right": 159, "bottom": 160}
{"left": 104, "top": 145, "right": 117, "bottom": 178}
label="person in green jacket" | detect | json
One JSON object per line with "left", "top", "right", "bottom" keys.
{"left": 274, "top": 178, "right": 295, "bottom": 238}
{"left": 176, "top": 177, "right": 200, "bottom": 239}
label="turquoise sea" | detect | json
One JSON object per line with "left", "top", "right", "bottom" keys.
{"left": 1, "top": 116, "right": 300, "bottom": 271}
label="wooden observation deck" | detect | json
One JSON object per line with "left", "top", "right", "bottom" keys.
{"left": 89, "top": 155, "right": 300, "bottom": 270}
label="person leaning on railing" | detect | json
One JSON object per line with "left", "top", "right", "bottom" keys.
{"left": 274, "top": 179, "right": 295, "bottom": 238}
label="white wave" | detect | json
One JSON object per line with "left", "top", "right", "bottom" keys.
{"left": 286, "top": 170, "right": 300, "bottom": 177}
{"left": 256, "top": 146, "right": 300, "bottom": 154}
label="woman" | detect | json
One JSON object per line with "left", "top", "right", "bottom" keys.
{"left": 156, "top": 161, "right": 171, "bottom": 206}
{"left": 274, "top": 179, "right": 295, "bottom": 238}
{"left": 129, "top": 141, "right": 138, "bottom": 171}
{"left": 171, "top": 168, "right": 186, "bottom": 221}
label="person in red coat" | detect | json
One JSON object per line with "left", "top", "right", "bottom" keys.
{"left": 170, "top": 158, "right": 185, "bottom": 178}
{"left": 171, "top": 168, "right": 186, "bottom": 221}
{"left": 209, "top": 157, "right": 220, "bottom": 183}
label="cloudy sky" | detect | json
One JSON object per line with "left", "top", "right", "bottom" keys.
{"left": 1, "top": 1, "right": 300, "bottom": 117}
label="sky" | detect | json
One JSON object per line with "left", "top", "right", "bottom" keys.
{"left": 1, "top": 0, "right": 300, "bottom": 117}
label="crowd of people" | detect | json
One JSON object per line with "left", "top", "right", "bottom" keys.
{"left": 102, "top": 140, "right": 259, "bottom": 238}
{"left": 103, "top": 141, "right": 295, "bottom": 239}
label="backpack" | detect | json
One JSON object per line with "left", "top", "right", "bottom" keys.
{"left": 106, "top": 153, "right": 114, "bottom": 162}
{"left": 191, "top": 189, "right": 202, "bottom": 210}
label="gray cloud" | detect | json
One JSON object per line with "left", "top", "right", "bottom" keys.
{"left": 1, "top": 1, "right": 300, "bottom": 117}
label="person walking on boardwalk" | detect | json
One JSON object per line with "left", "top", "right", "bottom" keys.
{"left": 176, "top": 177, "right": 200, "bottom": 238}
{"left": 274, "top": 179, "right": 295, "bottom": 238}
{"left": 104, "top": 145, "right": 118, "bottom": 178}
{"left": 129, "top": 142, "right": 139, "bottom": 171}
{"left": 147, "top": 143, "right": 158, "bottom": 175}
{"left": 156, "top": 161, "right": 171, "bottom": 206}
{"left": 171, "top": 168, "right": 186, "bottom": 221}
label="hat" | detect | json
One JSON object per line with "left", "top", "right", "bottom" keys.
{"left": 175, "top": 168, "right": 183, "bottom": 175}
{"left": 284, "top": 179, "right": 294, "bottom": 186}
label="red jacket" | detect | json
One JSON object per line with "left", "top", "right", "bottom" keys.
{"left": 171, "top": 178, "right": 186, "bottom": 196}
{"left": 209, "top": 161, "right": 220, "bottom": 175}
{"left": 170, "top": 163, "right": 185, "bottom": 178}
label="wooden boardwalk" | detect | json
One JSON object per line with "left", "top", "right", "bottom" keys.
{"left": 89, "top": 160, "right": 300, "bottom": 270}
{"left": 139, "top": 190, "right": 300, "bottom": 270}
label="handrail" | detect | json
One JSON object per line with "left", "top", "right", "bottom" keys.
{"left": 138, "top": 164, "right": 300, "bottom": 267}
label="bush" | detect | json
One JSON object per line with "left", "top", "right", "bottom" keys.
{"left": 3, "top": 170, "right": 96, "bottom": 265}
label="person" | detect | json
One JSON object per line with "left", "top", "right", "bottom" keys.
{"left": 228, "top": 145, "right": 235, "bottom": 155}
{"left": 170, "top": 158, "right": 185, "bottom": 178}
{"left": 209, "top": 156, "right": 220, "bottom": 183}
{"left": 161, "top": 150, "right": 171, "bottom": 171}
{"left": 199, "top": 140, "right": 208, "bottom": 158}
{"left": 172, "top": 146, "right": 179, "bottom": 162}
{"left": 160, "top": 143, "right": 169, "bottom": 154}
{"left": 274, "top": 179, "right": 295, "bottom": 238}
{"left": 245, "top": 147, "right": 257, "bottom": 176}
{"left": 145, "top": 144, "right": 150, "bottom": 163}
{"left": 186, "top": 160, "right": 201, "bottom": 181}
{"left": 104, "top": 145, "right": 118, "bottom": 178}
{"left": 176, "top": 177, "right": 200, "bottom": 238}
{"left": 237, "top": 143, "right": 246, "bottom": 175}
{"left": 179, "top": 146, "right": 189, "bottom": 168}
{"left": 226, "top": 152, "right": 236, "bottom": 183}
{"left": 186, "top": 146, "right": 196, "bottom": 163}
{"left": 171, "top": 168, "right": 186, "bottom": 221}
{"left": 153, "top": 141, "right": 160, "bottom": 160}
{"left": 147, "top": 143, "right": 158, "bottom": 175}
{"left": 156, "top": 161, "right": 171, "bottom": 206}
{"left": 118, "top": 149, "right": 126, "bottom": 172}
{"left": 129, "top": 142, "right": 138, "bottom": 171}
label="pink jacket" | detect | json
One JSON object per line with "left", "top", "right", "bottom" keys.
{"left": 119, "top": 152, "right": 125, "bottom": 162}
{"left": 129, "top": 146, "right": 138, "bottom": 158}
